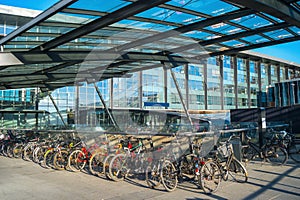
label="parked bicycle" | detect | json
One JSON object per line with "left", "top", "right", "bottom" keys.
{"left": 202, "top": 135, "right": 248, "bottom": 193}
{"left": 241, "top": 131, "right": 288, "bottom": 165}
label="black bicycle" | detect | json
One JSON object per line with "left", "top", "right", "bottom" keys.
{"left": 276, "top": 130, "right": 300, "bottom": 163}
{"left": 241, "top": 133, "right": 288, "bottom": 165}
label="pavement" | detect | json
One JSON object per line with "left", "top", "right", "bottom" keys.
{"left": 0, "top": 156, "right": 299, "bottom": 200}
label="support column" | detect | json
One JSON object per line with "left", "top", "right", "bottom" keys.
{"left": 110, "top": 79, "right": 113, "bottom": 109}
{"left": 203, "top": 61, "right": 208, "bottom": 110}
{"left": 48, "top": 92, "right": 67, "bottom": 128}
{"left": 276, "top": 65, "right": 280, "bottom": 83}
{"left": 166, "top": 63, "right": 193, "bottom": 126}
{"left": 285, "top": 67, "right": 289, "bottom": 80}
{"left": 267, "top": 64, "right": 271, "bottom": 86}
{"left": 164, "top": 66, "right": 168, "bottom": 109}
{"left": 257, "top": 60, "right": 262, "bottom": 92}
{"left": 184, "top": 64, "right": 189, "bottom": 110}
{"left": 139, "top": 71, "right": 143, "bottom": 109}
{"left": 232, "top": 56, "right": 238, "bottom": 109}
{"left": 246, "top": 58, "right": 251, "bottom": 108}
{"left": 75, "top": 85, "right": 79, "bottom": 125}
{"left": 219, "top": 56, "right": 224, "bottom": 110}
{"left": 258, "top": 107, "right": 266, "bottom": 148}
{"left": 93, "top": 83, "right": 119, "bottom": 130}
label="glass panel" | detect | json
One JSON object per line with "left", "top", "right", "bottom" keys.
{"left": 249, "top": 60, "right": 258, "bottom": 107}
{"left": 207, "top": 57, "right": 221, "bottom": 109}
{"left": 289, "top": 26, "right": 300, "bottom": 35}
{"left": 223, "top": 56, "right": 235, "bottom": 109}
{"left": 204, "top": 23, "right": 242, "bottom": 35}
{"left": 167, "top": 0, "right": 239, "bottom": 16}
{"left": 136, "top": 7, "right": 203, "bottom": 25}
{"left": 264, "top": 29, "right": 294, "bottom": 40}
{"left": 70, "top": 0, "right": 131, "bottom": 13}
{"left": 237, "top": 58, "right": 248, "bottom": 108}
{"left": 241, "top": 35, "right": 270, "bottom": 43}
{"left": 231, "top": 14, "right": 272, "bottom": 29}
{"left": 182, "top": 30, "right": 214, "bottom": 40}
{"left": 113, "top": 19, "right": 176, "bottom": 32}
{"left": 221, "top": 40, "right": 246, "bottom": 48}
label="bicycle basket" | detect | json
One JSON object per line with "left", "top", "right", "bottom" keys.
{"left": 217, "top": 143, "right": 232, "bottom": 158}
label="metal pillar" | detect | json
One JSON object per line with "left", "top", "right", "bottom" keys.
{"left": 139, "top": 71, "right": 143, "bottom": 109}
{"left": 258, "top": 107, "right": 266, "bottom": 148}
{"left": 232, "top": 56, "right": 238, "bottom": 109}
{"left": 184, "top": 64, "right": 189, "bottom": 110}
{"left": 48, "top": 92, "right": 67, "bottom": 128}
{"left": 218, "top": 56, "right": 224, "bottom": 109}
{"left": 246, "top": 58, "right": 251, "bottom": 108}
{"left": 257, "top": 60, "right": 262, "bottom": 91}
{"left": 167, "top": 65, "right": 193, "bottom": 127}
{"left": 203, "top": 61, "right": 208, "bottom": 110}
{"left": 93, "top": 83, "right": 119, "bottom": 130}
{"left": 164, "top": 67, "right": 168, "bottom": 109}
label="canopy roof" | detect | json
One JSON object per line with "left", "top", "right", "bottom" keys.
{"left": 0, "top": 0, "right": 300, "bottom": 91}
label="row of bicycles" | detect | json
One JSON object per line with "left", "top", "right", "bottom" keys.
{"left": 241, "top": 128, "right": 300, "bottom": 165}
{"left": 1, "top": 129, "right": 250, "bottom": 194}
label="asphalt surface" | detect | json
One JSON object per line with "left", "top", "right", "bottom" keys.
{"left": 0, "top": 156, "right": 299, "bottom": 200}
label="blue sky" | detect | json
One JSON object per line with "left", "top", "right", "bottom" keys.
{"left": 1, "top": 0, "right": 300, "bottom": 64}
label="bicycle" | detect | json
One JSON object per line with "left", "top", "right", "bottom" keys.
{"left": 108, "top": 136, "right": 150, "bottom": 182}
{"left": 204, "top": 135, "right": 248, "bottom": 187}
{"left": 276, "top": 130, "right": 300, "bottom": 163}
{"left": 241, "top": 132, "right": 288, "bottom": 165}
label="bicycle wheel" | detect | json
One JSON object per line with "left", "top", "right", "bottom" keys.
{"left": 199, "top": 160, "right": 221, "bottom": 194}
{"left": 53, "top": 150, "right": 69, "bottom": 170}
{"left": 265, "top": 146, "right": 288, "bottom": 165}
{"left": 43, "top": 149, "right": 54, "bottom": 169}
{"left": 108, "top": 154, "right": 127, "bottom": 182}
{"left": 6, "top": 145, "right": 14, "bottom": 158}
{"left": 68, "top": 150, "right": 87, "bottom": 172}
{"left": 289, "top": 143, "right": 300, "bottom": 163}
{"left": 103, "top": 154, "right": 114, "bottom": 180}
{"left": 241, "top": 145, "right": 257, "bottom": 161}
{"left": 228, "top": 158, "right": 248, "bottom": 183}
{"left": 23, "top": 145, "right": 34, "bottom": 161}
{"left": 13, "top": 143, "right": 23, "bottom": 158}
{"left": 88, "top": 151, "right": 106, "bottom": 176}
{"left": 160, "top": 160, "right": 178, "bottom": 192}
{"left": 145, "top": 163, "right": 161, "bottom": 189}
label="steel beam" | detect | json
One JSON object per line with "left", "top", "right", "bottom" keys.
{"left": 48, "top": 92, "right": 67, "bottom": 128}
{"left": 165, "top": 63, "right": 193, "bottom": 128}
{"left": 209, "top": 35, "right": 300, "bottom": 57}
{"left": 0, "top": 0, "right": 76, "bottom": 46}
{"left": 31, "top": 0, "right": 170, "bottom": 51}
{"left": 224, "top": 0, "right": 300, "bottom": 27}
{"left": 93, "top": 82, "right": 119, "bottom": 130}
{"left": 109, "top": 8, "right": 254, "bottom": 53}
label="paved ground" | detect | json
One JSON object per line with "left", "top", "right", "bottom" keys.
{"left": 0, "top": 156, "right": 299, "bottom": 200}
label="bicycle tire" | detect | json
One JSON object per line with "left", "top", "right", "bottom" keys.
{"left": 289, "top": 143, "right": 300, "bottom": 163}
{"left": 145, "top": 163, "right": 161, "bottom": 189}
{"left": 23, "top": 145, "right": 33, "bottom": 161}
{"left": 265, "top": 146, "right": 288, "bottom": 165}
{"left": 103, "top": 154, "right": 114, "bottom": 180}
{"left": 88, "top": 151, "right": 105, "bottom": 176}
{"left": 199, "top": 160, "right": 221, "bottom": 194}
{"left": 160, "top": 160, "right": 178, "bottom": 192}
{"left": 6, "top": 145, "right": 14, "bottom": 158}
{"left": 53, "top": 150, "right": 69, "bottom": 170}
{"left": 241, "top": 145, "right": 257, "bottom": 161}
{"left": 228, "top": 158, "right": 248, "bottom": 183}
{"left": 68, "top": 150, "right": 87, "bottom": 172}
{"left": 13, "top": 143, "right": 23, "bottom": 158}
{"left": 108, "top": 154, "right": 127, "bottom": 182}
{"left": 43, "top": 149, "right": 54, "bottom": 169}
